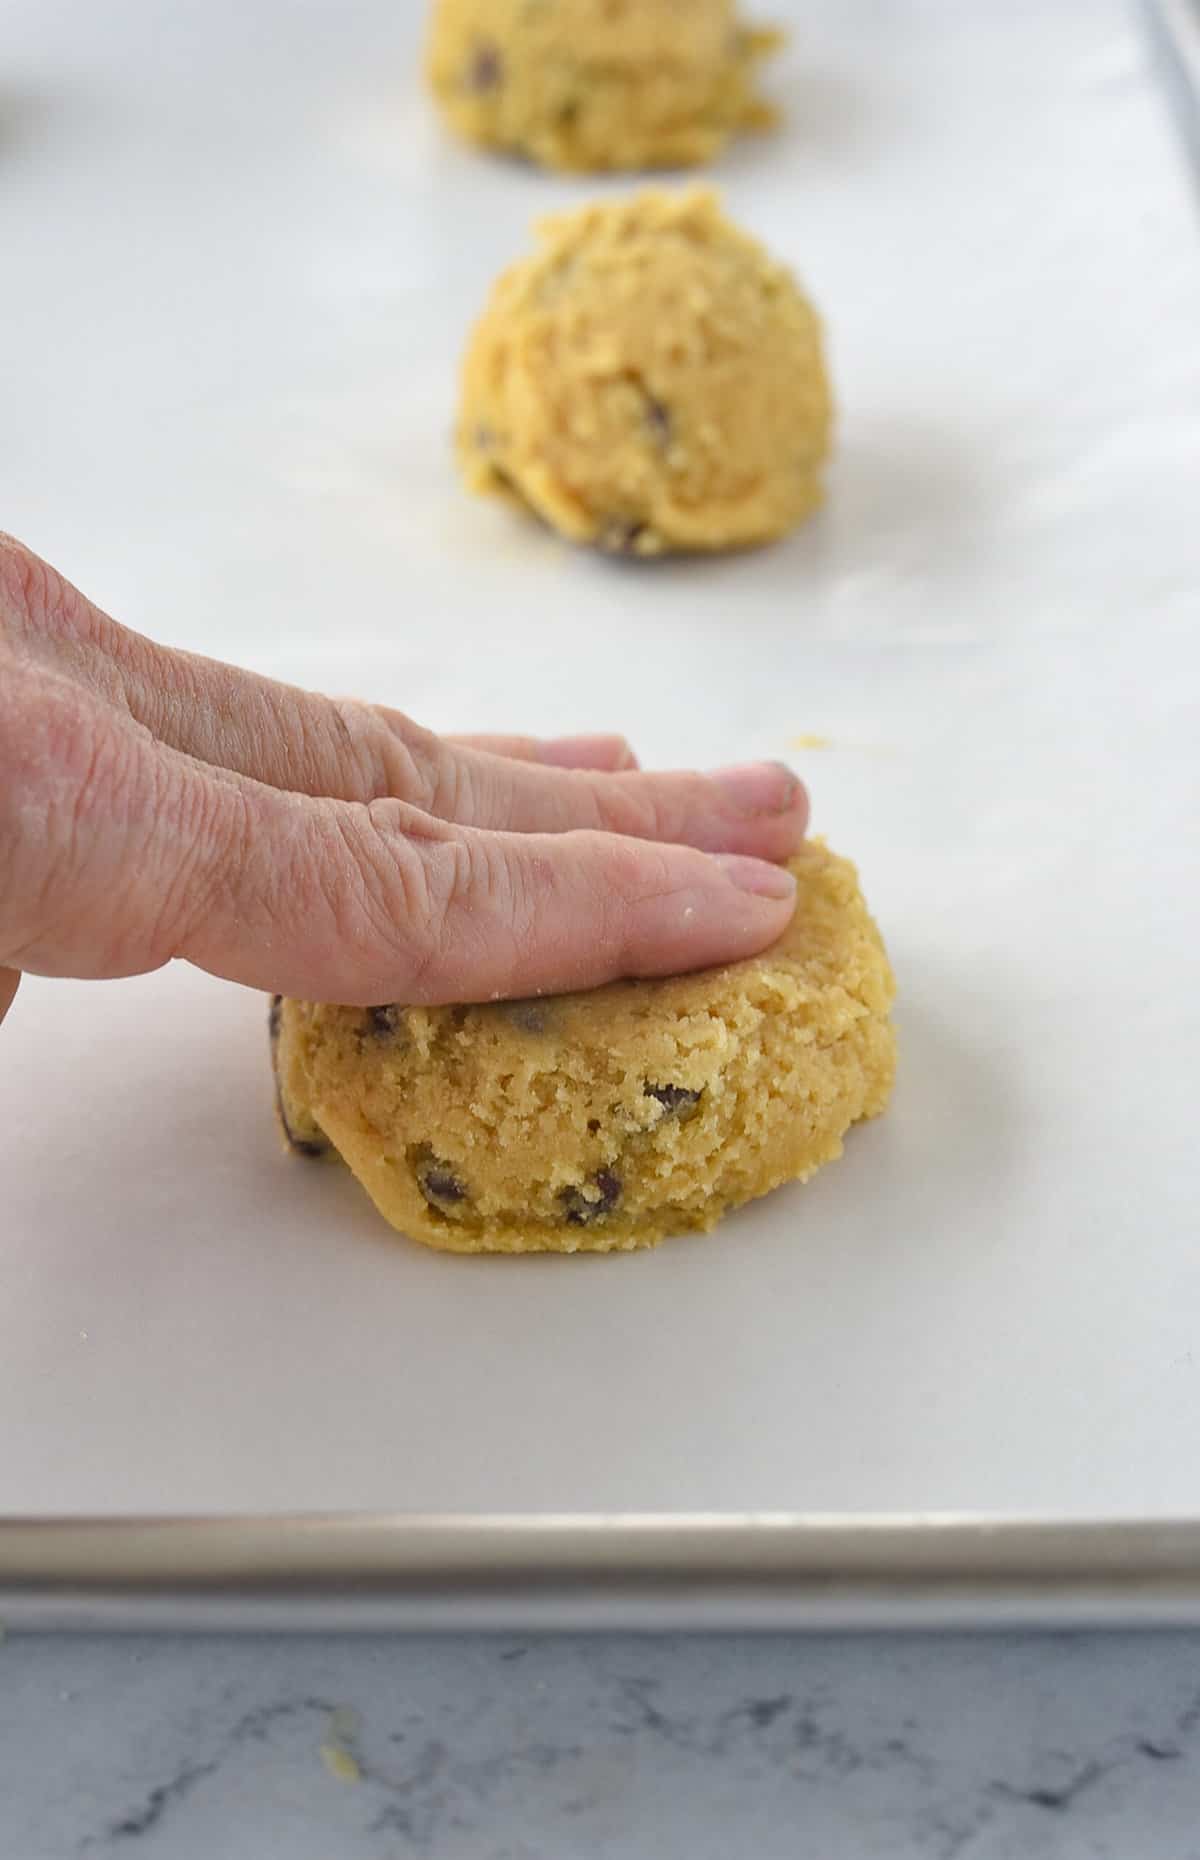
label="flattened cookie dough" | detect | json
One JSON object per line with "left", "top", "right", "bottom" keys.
{"left": 271, "top": 842, "right": 896, "bottom": 1254}
{"left": 426, "top": 0, "right": 782, "bottom": 173}
{"left": 268, "top": 993, "right": 331, "bottom": 1157}
{"left": 457, "top": 189, "right": 832, "bottom": 555}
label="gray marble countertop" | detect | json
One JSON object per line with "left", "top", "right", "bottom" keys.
{"left": 3, "top": 1633, "right": 1200, "bottom": 1857}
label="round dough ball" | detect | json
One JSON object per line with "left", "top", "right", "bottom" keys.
{"left": 457, "top": 189, "right": 832, "bottom": 555}
{"left": 271, "top": 842, "right": 896, "bottom": 1255}
{"left": 425, "top": 0, "right": 782, "bottom": 173}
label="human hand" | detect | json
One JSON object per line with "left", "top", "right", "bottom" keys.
{"left": 0, "top": 535, "right": 806, "bottom": 1024}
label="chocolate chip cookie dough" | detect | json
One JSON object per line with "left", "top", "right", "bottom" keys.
{"left": 270, "top": 842, "right": 896, "bottom": 1254}
{"left": 426, "top": 0, "right": 782, "bottom": 173}
{"left": 457, "top": 189, "right": 832, "bottom": 555}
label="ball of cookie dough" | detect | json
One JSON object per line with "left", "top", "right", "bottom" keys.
{"left": 457, "top": 189, "right": 832, "bottom": 556}
{"left": 270, "top": 841, "right": 896, "bottom": 1255}
{"left": 426, "top": 0, "right": 782, "bottom": 173}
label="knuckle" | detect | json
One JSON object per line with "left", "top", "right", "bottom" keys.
{"left": 600, "top": 831, "right": 666, "bottom": 896}
{"left": 0, "top": 536, "right": 118, "bottom": 677}
{"left": 144, "top": 766, "right": 233, "bottom": 960}
{"left": 0, "top": 666, "right": 143, "bottom": 962}
{"left": 398, "top": 724, "right": 467, "bottom": 820}
{"left": 347, "top": 814, "right": 523, "bottom": 1001}
{"left": 0, "top": 534, "right": 48, "bottom": 618}
{"left": 593, "top": 773, "right": 676, "bottom": 844}
{"left": 476, "top": 832, "right": 532, "bottom": 937}
{"left": 319, "top": 698, "right": 383, "bottom": 796}
{"left": 314, "top": 806, "right": 389, "bottom": 954}
{"left": 2, "top": 668, "right": 114, "bottom": 834}
{"left": 323, "top": 801, "right": 447, "bottom": 973}
{"left": 0, "top": 535, "right": 76, "bottom": 640}
{"left": 431, "top": 832, "right": 526, "bottom": 997}
{"left": 599, "top": 832, "right": 689, "bottom": 918}
{"left": 329, "top": 699, "right": 448, "bottom": 809}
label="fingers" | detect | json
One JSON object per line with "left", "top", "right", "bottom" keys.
{"left": 139, "top": 657, "right": 806, "bottom": 858}
{"left": 447, "top": 732, "right": 639, "bottom": 771}
{"left": 2, "top": 672, "right": 797, "bottom": 1004}
{"left": 6, "top": 538, "right": 806, "bottom": 876}
{"left": 175, "top": 783, "right": 799, "bottom": 1003}
{"left": 428, "top": 750, "right": 810, "bottom": 863}
{"left": 16, "top": 561, "right": 803, "bottom": 862}
{"left": 0, "top": 669, "right": 222, "bottom": 984}
{"left": 2, "top": 542, "right": 806, "bottom": 1009}
{"left": 98, "top": 630, "right": 806, "bottom": 859}
{"left": 0, "top": 969, "right": 19, "bottom": 1028}
{"left": 15, "top": 558, "right": 640, "bottom": 783}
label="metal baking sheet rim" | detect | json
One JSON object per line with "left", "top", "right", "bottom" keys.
{"left": 8, "top": 1515, "right": 1200, "bottom": 1631}
{"left": 4, "top": 6, "right": 1198, "bottom": 1642}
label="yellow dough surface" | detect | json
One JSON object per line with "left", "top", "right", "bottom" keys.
{"left": 270, "top": 842, "right": 896, "bottom": 1255}
{"left": 426, "top": 0, "right": 782, "bottom": 173}
{"left": 457, "top": 188, "right": 832, "bottom": 555}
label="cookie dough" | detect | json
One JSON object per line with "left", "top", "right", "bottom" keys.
{"left": 457, "top": 189, "right": 832, "bottom": 555}
{"left": 426, "top": 0, "right": 782, "bottom": 173}
{"left": 270, "top": 841, "right": 896, "bottom": 1254}
{"left": 268, "top": 995, "right": 331, "bottom": 1158}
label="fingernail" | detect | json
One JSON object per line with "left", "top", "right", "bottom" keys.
{"left": 709, "top": 761, "right": 801, "bottom": 816}
{"left": 540, "top": 733, "right": 638, "bottom": 771}
{"left": 711, "top": 854, "right": 798, "bottom": 901}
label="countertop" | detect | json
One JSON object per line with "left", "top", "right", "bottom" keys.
{"left": 3, "top": 1631, "right": 1200, "bottom": 1857}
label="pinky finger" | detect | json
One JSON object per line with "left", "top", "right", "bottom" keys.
{"left": 446, "top": 732, "right": 639, "bottom": 772}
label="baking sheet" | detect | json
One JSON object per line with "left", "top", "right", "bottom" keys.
{"left": 2, "top": 0, "right": 1199, "bottom": 1622}
{"left": 1148, "top": 0, "right": 1200, "bottom": 167}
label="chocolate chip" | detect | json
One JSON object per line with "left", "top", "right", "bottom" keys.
{"left": 275, "top": 1082, "right": 331, "bottom": 1158}
{"left": 646, "top": 1083, "right": 702, "bottom": 1121}
{"left": 268, "top": 997, "right": 330, "bottom": 1155}
{"left": 366, "top": 1005, "right": 404, "bottom": 1038}
{"left": 561, "top": 1169, "right": 622, "bottom": 1226}
{"left": 598, "top": 518, "right": 646, "bottom": 556}
{"left": 467, "top": 39, "right": 503, "bottom": 92}
{"left": 415, "top": 1151, "right": 468, "bottom": 1208}
{"left": 280, "top": 1115, "right": 331, "bottom": 1159}
{"left": 504, "top": 999, "right": 551, "bottom": 1034}
{"left": 645, "top": 399, "right": 671, "bottom": 446}
{"left": 474, "top": 422, "right": 495, "bottom": 452}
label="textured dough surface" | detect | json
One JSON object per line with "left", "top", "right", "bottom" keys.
{"left": 271, "top": 843, "right": 896, "bottom": 1255}
{"left": 458, "top": 188, "right": 831, "bottom": 556}
{"left": 426, "top": 0, "right": 781, "bottom": 173}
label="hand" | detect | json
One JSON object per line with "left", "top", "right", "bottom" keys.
{"left": 0, "top": 535, "right": 806, "bottom": 1022}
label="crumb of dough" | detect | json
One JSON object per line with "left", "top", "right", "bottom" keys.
{"left": 426, "top": 0, "right": 783, "bottom": 172}
{"left": 319, "top": 1707, "right": 362, "bottom": 1784}
{"left": 270, "top": 841, "right": 895, "bottom": 1255}
{"left": 457, "top": 188, "right": 832, "bottom": 556}
{"left": 320, "top": 1745, "right": 362, "bottom": 1784}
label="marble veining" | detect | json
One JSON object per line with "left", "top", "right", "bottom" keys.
{"left": 3, "top": 1635, "right": 1200, "bottom": 1858}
